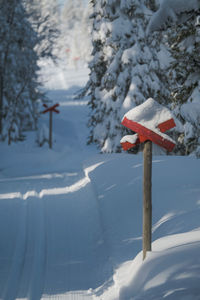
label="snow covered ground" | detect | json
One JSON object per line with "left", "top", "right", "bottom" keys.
{"left": 0, "top": 61, "right": 200, "bottom": 300}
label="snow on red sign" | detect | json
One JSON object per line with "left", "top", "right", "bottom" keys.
{"left": 121, "top": 98, "right": 176, "bottom": 152}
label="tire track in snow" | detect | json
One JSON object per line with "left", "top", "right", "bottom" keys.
{"left": 41, "top": 170, "right": 112, "bottom": 299}
{"left": 83, "top": 165, "right": 115, "bottom": 296}
{"left": 14, "top": 197, "right": 46, "bottom": 299}
{"left": 27, "top": 198, "right": 46, "bottom": 300}
{"left": 2, "top": 195, "right": 47, "bottom": 299}
{"left": 3, "top": 202, "right": 27, "bottom": 300}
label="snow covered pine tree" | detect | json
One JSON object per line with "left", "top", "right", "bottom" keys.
{"left": 148, "top": 0, "right": 200, "bottom": 157}
{"left": 87, "top": 0, "right": 170, "bottom": 153}
{"left": 0, "top": 0, "right": 41, "bottom": 144}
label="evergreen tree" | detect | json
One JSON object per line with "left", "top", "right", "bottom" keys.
{"left": 167, "top": 12, "right": 200, "bottom": 156}
{"left": 148, "top": 1, "right": 200, "bottom": 156}
{"left": 0, "top": 0, "right": 42, "bottom": 143}
{"left": 87, "top": 0, "right": 170, "bottom": 152}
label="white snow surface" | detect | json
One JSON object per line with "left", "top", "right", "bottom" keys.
{"left": 0, "top": 61, "right": 200, "bottom": 300}
{"left": 148, "top": 0, "right": 200, "bottom": 32}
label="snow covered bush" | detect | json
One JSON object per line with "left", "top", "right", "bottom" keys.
{"left": 87, "top": 0, "right": 170, "bottom": 152}
{"left": 36, "top": 123, "right": 49, "bottom": 147}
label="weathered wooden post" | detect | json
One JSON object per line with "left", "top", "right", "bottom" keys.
{"left": 49, "top": 110, "right": 53, "bottom": 149}
{"left": 42, "top": 103, "right": 60, "bottom": 149}
{"left": 143, "top": 140, "right": 152, "bottom": 260}
{"left": 120, "top": 98, "right": 176, "bottom": 260}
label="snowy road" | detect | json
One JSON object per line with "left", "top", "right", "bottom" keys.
{"left": 0, "top": 172, "right": 112, "bottom": 299}
{"left": 0, "top": 78, "right": 113, "bottom": 299}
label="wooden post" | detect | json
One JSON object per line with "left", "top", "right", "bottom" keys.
{"left": 49, "top": 110, "right": 53, "bottom": 149}
{"left": 143, "top": 140, "right": 152, "bottom": 260}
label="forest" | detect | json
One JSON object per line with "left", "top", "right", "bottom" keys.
{"left": 0, "top": 0, "right": 200, "bottom": 157}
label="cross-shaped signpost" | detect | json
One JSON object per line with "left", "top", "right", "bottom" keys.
{"left": 42, "top": 103, "right": 60, "bottom": 149}
{"left": 121, "top": 98, "right": 176, "bottom": 260}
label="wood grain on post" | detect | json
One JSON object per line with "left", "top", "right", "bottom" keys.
{"left": 143, "top": 140, "right": 152, "bottom": 260}
{"left": 49, "top": 110, "right": 53, "bottom": 149}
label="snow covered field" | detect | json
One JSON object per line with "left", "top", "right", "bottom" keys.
{"left": 0, "top": 61, "right": 200, "bottom": 300}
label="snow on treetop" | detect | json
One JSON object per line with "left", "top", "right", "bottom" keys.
{"left": 122, "top": 98, "right": 174, "bottom": 129}
{"left": 148, "top": 0, "right": 200, "bottom": 32}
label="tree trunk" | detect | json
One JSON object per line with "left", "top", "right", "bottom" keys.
{"left": 0, "top": 72, "right": 3, "bottom": 135}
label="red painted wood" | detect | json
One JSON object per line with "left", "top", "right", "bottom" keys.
{"left": 121, "top": 141, "right": 136, "bottom": 151}
{"left": 53, "top": 109, "right": 59, "bottom": 113}
{"left": 121, "top": 117, "right": 175, "bottom": 152}
{"left": 42, "top": 103, "right": 60, "bottom": 114}
{"left": 139, "top": 135, "right": 148, "bottom": 143}
{"left": 157, "top": 118, "right": 176, "bottom": 133}
{"left": 121, "top": 136, "right": 141, "bottom": 150}
{"left": 121, "top": 135, "right": 149, "bottom": 151}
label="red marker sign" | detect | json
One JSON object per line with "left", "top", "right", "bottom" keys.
{"left": 120, "top": 99, "right": 176, "bottom": 152}
{"left": 42, "top": 103, "right": 60, "bottom": 149}
{"left": 120, "top": 98, "right": 176, "bottom": 260}
{"left": 121, "top": 117, "right": 175, "bottom": 152}
{"left": 42, "top": 103, "right": 60, "bottom": 114}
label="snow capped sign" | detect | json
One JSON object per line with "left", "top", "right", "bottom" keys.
{"left": 120, "top": 98, "right": 176, "bottom": 260}
{"left": 121, "top": 98, "right": 176, "bottom": 152}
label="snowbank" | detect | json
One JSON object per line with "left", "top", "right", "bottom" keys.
{"left": 87, "top": 155, "right": 200, "bottom": 300}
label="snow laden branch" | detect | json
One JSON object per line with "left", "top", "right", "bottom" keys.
{"left": 148, "top": 0, "right": 200, "bottom": 32}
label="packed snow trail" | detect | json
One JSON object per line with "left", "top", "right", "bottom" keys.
{"left": 1, "top": 172, "right": 113, "bottom": 299}
{"left": 0, "top": 68, "right": 113, "bottom": 299}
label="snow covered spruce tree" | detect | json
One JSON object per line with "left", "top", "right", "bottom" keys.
{"left": 0, "top": 0, "right": 42, "bottom": 144}
{"left": 148, "top": 0, "right": 200, "bottom": 156}
{"left": 87, "top": 0, "right": 170, "bottom": 152}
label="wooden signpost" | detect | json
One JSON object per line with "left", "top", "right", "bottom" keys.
{"left": 121, "top": 98, "right": 176, "bottom": 260}
{"left": 143, "top": 140, "right": 152, "bottom": 260}
{"left": 42, "top": 103, "right": 60, "bottom": 149}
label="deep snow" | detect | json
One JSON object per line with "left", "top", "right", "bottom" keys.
{"left": 0, "top": 60, "right": 200, "bottom": 300}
